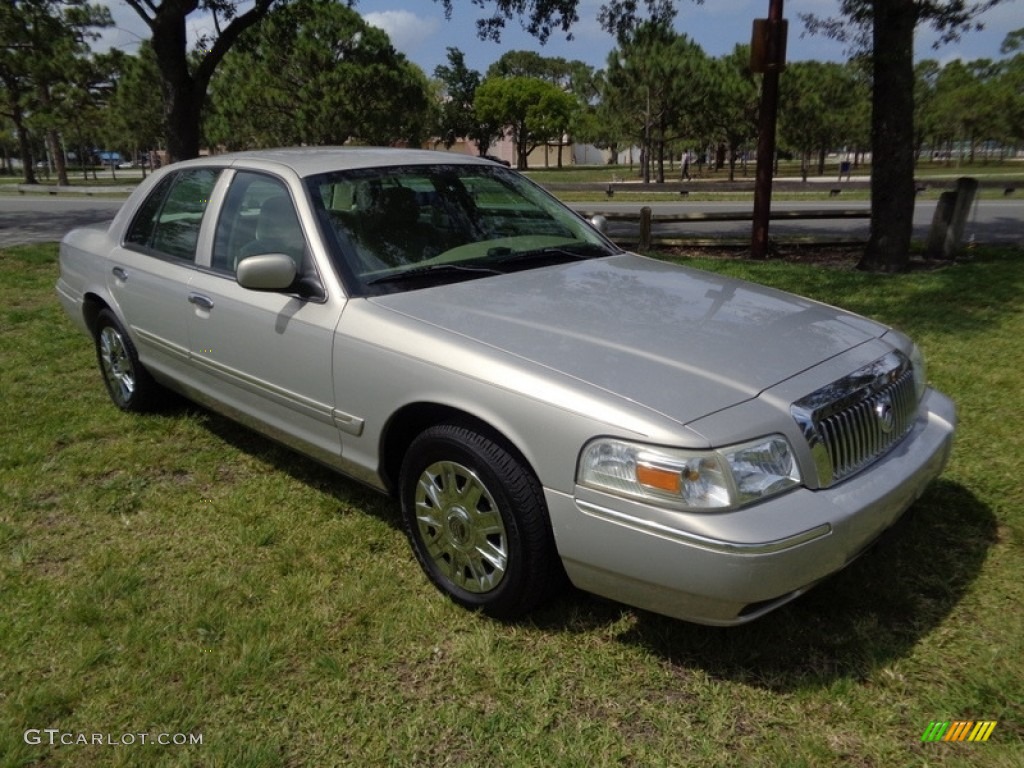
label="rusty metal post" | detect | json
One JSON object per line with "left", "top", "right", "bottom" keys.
{"left": 751, "top": 0, "right": 785, "bottom": 259}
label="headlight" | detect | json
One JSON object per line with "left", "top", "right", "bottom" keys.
{"left": 578, "top": 435, "right": 801, "bottom": 511}
{"left": 910, "top": 343, "right": 928, "bottom": 402}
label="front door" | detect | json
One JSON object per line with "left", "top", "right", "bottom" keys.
{"left": 186, "top": 170, "right": 344, "bottom": 464}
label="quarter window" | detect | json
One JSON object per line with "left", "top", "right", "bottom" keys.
{"left": 125, "top": 169, "right": 220, "bottom": 261}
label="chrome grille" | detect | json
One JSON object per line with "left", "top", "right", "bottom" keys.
{"left": 791, "top": 351, "right": 919, "bottom": 487}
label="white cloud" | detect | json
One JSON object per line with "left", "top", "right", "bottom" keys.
{"left": 362, "top": 10, "right": 441, "bottom": 57}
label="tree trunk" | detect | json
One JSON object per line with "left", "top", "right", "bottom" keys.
{"left": 45, "top": 129, "right": 69, "bottom": 186}
{"left": 13, "top": 113, "right": 37, "bottom": 185}
{"left": 3, "top": 80, "right": 37, "bottom": 185}
{"left": 859, "top": 0, "right": 917, "bottom": 272}
{"left": 151, "top": 8, "right": 203, "bottom": 162}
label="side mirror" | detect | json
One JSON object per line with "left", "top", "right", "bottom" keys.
{"left": 236, "top": 253, "right": 297, "bottom": 291}
{"left": 589, "top": 215, "right": 608, "bottom": 234}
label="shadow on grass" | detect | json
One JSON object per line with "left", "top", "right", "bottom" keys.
{"left": 161, "top": 399, "right": 403, "bottom": 529}
{"left": 149, "top": 399, "right": 994, "bottom": 694}
{"left": 534, "top": 480, "right": 996, "bottom": 692}
{"left": 668, "top": 247, "right": 1024, "bottom": 340}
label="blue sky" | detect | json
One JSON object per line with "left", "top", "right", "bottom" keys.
{"left": 355, "top": 0, "right": 1023, "bottom": 73}
{"left": 101, "top": 0, "right": 1023, "bottom": 75}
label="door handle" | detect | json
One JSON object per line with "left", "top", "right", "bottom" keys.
{"left": 187, "top": 293, "right": 214, "bottom": 311}
{"left": 112, "top": 266, "right": 128, "bottom": 281}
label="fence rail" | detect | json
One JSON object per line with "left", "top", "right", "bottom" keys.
{"left": 579, "top": 206, "right": 872, "bottom": 249}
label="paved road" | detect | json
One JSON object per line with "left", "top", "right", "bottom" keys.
{"left": 1, "top": 194, "right": 1020, "bottom": 249}
{"left": 0, "top": 196, "right": 123, "bottom": 248}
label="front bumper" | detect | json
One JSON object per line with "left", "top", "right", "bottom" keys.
{"left": 547, "top": 388, "right": 956, "bottom": 625}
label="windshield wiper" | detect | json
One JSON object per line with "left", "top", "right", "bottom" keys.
{"left": 488, "top": 243, "right": 613, "bottom": 265}
{"left": 366, "top": 262, "right": 503, "bottom": 287}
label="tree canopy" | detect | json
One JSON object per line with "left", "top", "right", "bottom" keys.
{"left": 206, "top": 0, "right": 432, "bottom": 149}
{"left": 474, "top": 75, "right": 576, "bottom": 168}
{"left": 7, "top": 0, "right": 1021, "bottom": 275}
{"left": 434, "top": 47, "right": 492, "bottom": 153}
{"left": 604, "top": 23, "right": 711, "bottom": 182}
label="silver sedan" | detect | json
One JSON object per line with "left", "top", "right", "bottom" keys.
{"left": 56, "top": 148, "right": 956, "bottom": 625}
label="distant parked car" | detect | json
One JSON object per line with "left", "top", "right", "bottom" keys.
{"left": 56, "top": 148, "right": 955, "bottom": 624}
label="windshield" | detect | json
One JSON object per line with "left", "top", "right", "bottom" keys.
{"left": 306, "top": 163, "right": 618, "bottom": 295}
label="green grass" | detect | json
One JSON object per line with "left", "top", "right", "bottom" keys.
{"left": 2, "top": 242, "right": 1022, "bottom": 766}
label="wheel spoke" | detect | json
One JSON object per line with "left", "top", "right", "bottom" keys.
{"left": 413, "top": 460, "right": 509, "bottom": 594}
{"left": 475, "top": 538, "right": 507, "bottom": 572}
{"left": 460, "top": 482, "right": 484, "bottom": 512}
{"left": 416, "top": 475, "right": 445, "bottom": 519}
{"left": 99, "top": 326, "right": 136, "bottom": 405}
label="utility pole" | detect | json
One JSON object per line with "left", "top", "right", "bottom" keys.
{"left": 750, "top": 0, "right": 787, "bottom": 260}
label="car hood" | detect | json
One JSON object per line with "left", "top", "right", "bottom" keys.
{"left": 369, "top": 253, "right": 888, "bottom": 425}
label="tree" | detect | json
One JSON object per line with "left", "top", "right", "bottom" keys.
{"left": 486, "top": 50, "right": 593, "bottom": 166}
{"left": 0, "top": 0, "right": 111, "bottom": 184}
{"left": 433, "top": 47, "right": 502, "bottom": 155}
{"left": 205, "top": 0, "right": 432, "bottom": 149}
{"left": 1000, "top": 30, "right": 1024, "bottom": 148}
{"left": 446, "top": 0, "right": 1006, "bottom": 272}
{"left": 913, "top": 59, "right": 942, "bottom": 160}
{"left": 133, "top": 0, "right": 684, "bottom": 163}
{"left": 802, "top": 0, "right": 1008, "bottom": 272}
{"left": 106, "top": 44, "right": 164, "bottom": 173}
{"left": 474, "top": 76, "right": 575, "bottom": 169}
{"left": 121, "top": 0, "right": 305, "bottom": 161}
{"left": 709, "top": 45, "right": 761, "bottom": 181}
{"left": 779, "top": 61, "right": 868, "bottom": 177}
{"left": 52, "top": 50, "right": 125, "bottom": 181}
{"left": 604, "top": 22, "right": 710, "bottom": 183}
{"left": 589, "top": 69, "right": 632, "bottom": 164}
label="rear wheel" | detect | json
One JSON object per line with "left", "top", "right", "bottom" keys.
{"left": 399, "top": 423, "right": 559, "bottom": 618}
{"left": 94, "top": 309, "right": 162, "bottom": 412}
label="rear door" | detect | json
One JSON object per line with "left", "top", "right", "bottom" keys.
{"left": 108, "top": 168, "right": 220, "bottom": 378}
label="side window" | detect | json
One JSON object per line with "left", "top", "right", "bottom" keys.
{"left": 125, "top": 174, "right": 174, "bottom": 249}
{"left": 212, "top": 172, "right": 307, "bottom": 275}
{"left": 125, "top": 169, "right": 219, "bottom": 262}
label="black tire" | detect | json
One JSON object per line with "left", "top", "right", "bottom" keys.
{"left": 399, "top": 423, "right": 560, "bottom": 618}
{"left": 94, "top": 308, "right": 162, "bottom": 412}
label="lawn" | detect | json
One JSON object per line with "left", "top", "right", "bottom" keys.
{"left": 1, "top": 242, "right": 1021, "bottom": 767}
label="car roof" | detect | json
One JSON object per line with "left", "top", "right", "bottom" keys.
{"left": 170, "top": 147, "right": 494, "bottom": 178}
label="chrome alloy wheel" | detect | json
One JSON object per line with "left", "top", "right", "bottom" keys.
{"left": 98, "top": 325, "right": 136, "bottom": 406}
{"left": 414, "top": 460, "right": 509, "bottom": 594}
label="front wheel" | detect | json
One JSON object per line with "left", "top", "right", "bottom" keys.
{"left": 399, "top": 423, "right": 560, "bottom": 618}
